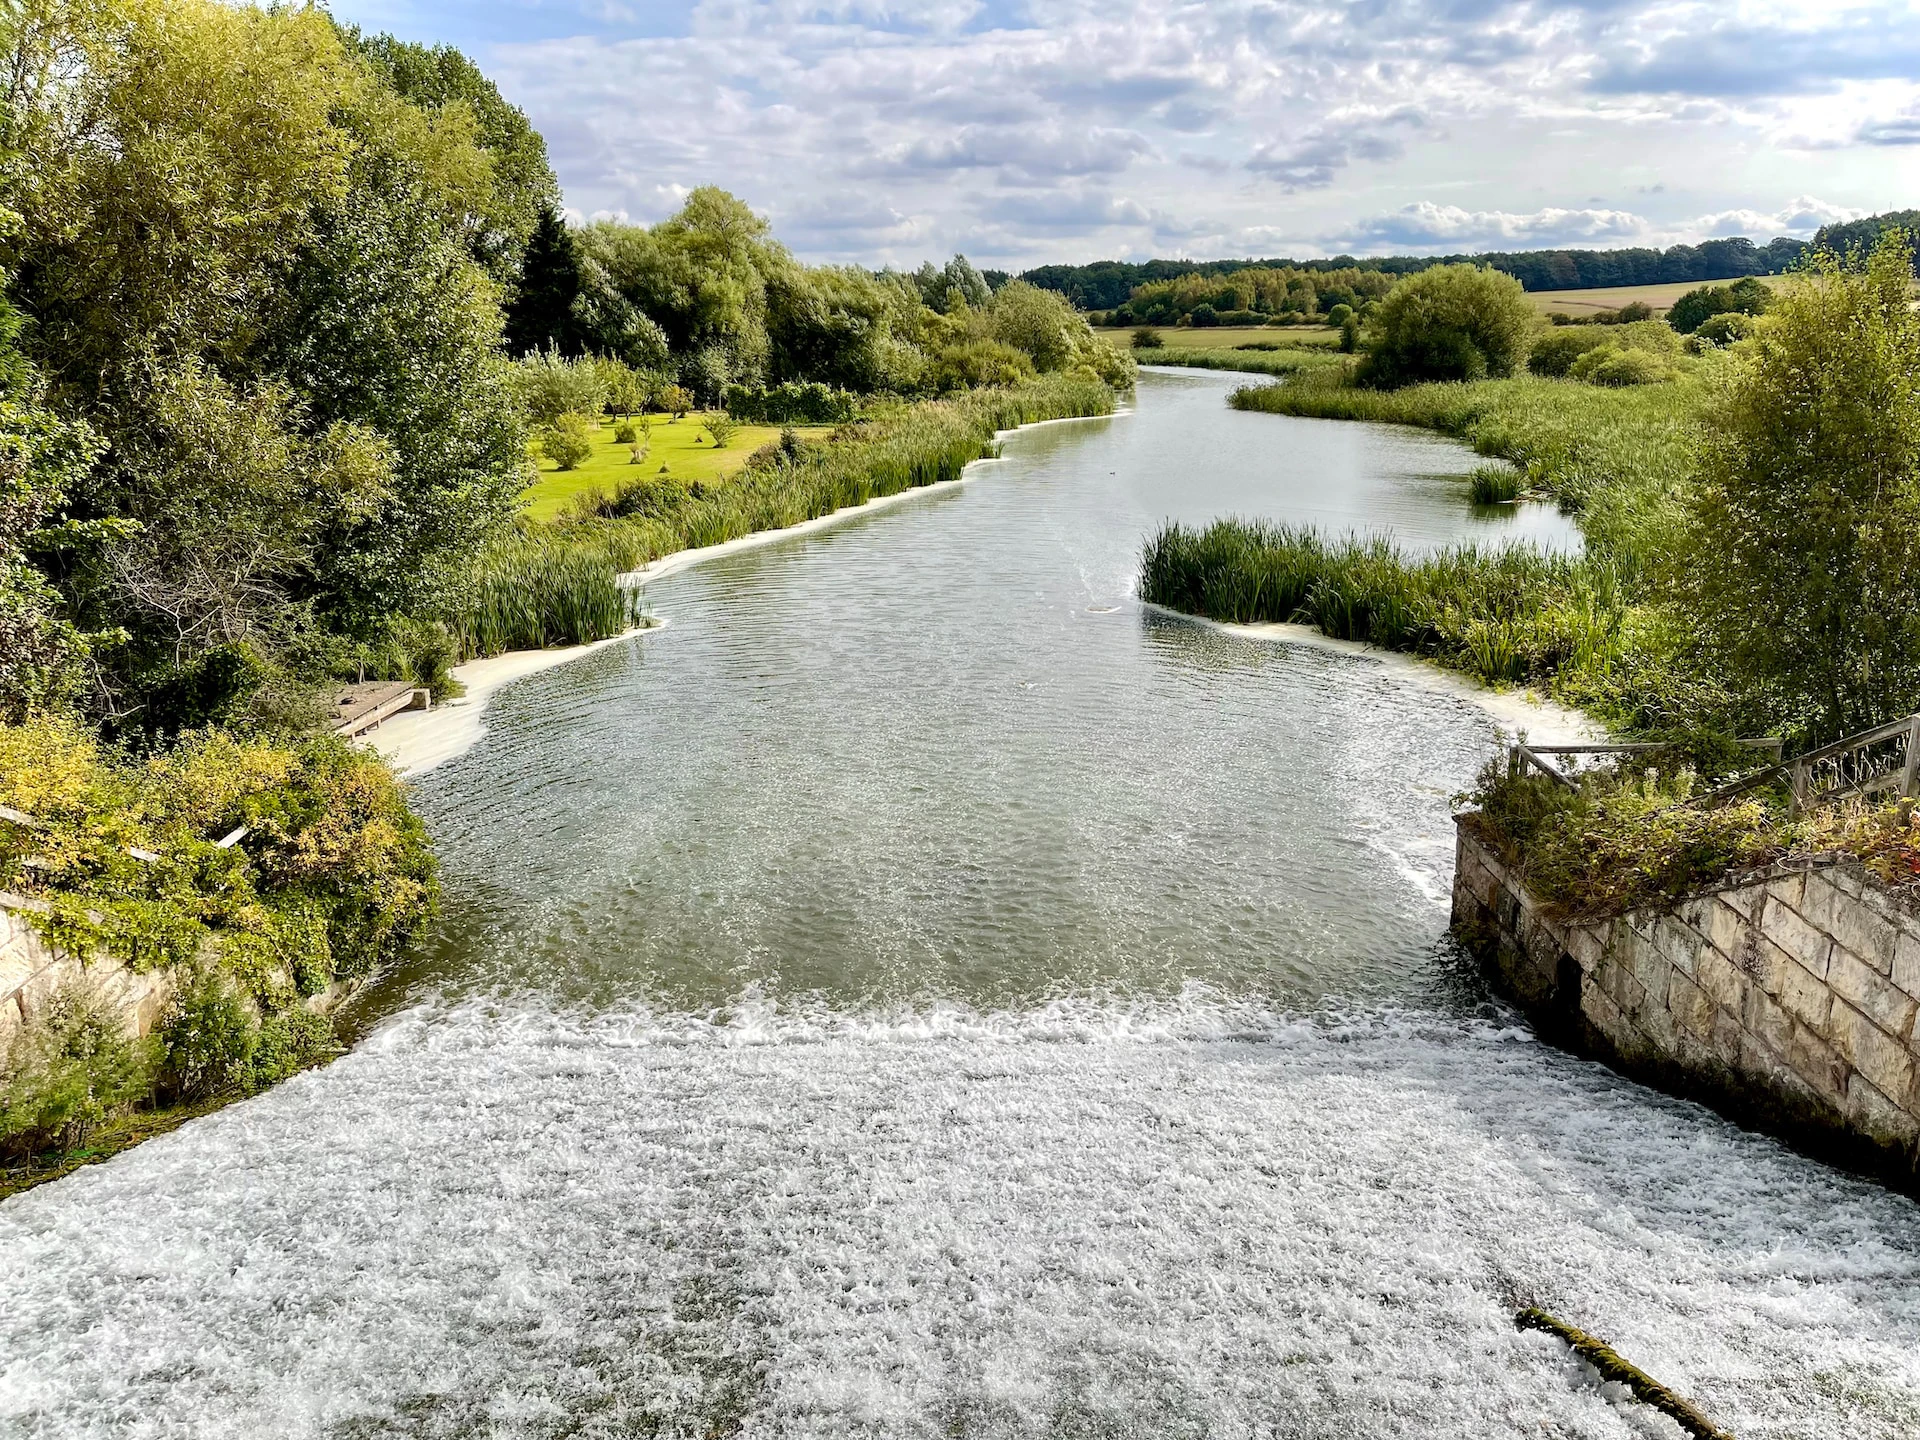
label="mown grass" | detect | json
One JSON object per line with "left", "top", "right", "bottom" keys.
{"left": 448, "top": 375, "right": 1121, "bottom": 657}
{"left": 520, "top": 415, "right": 816, "bottom": 522}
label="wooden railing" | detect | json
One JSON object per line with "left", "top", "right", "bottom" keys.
{"left": 1511, "top": 713, "right": 1920, "bottom": 819}
{"left": 0, "top": 805, "right": 248, "bottom": 864}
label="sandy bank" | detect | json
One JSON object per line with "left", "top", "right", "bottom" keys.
{"left": 1203, "top": 615, "right": 1603, "bottom": 747}
{"left": 365, "top": 626, "right": 661, "bottom": 776}
{"left": 368, "top": 407, "right": 1125, "bottom": 778}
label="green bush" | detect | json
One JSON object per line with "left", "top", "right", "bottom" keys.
{"left": 158, "top": 969, "right": 334, "bottom": 1101}
{"left": 538, "top": 412, "right": 596, "bottom": 470}
{"left": 613, "top": 420, "right": 637, "bottom": 445}
{"left": 1325, "top": 303, "right": 1353, "bottom": 328}
{"left": 1569, "top": 345, "right": 1670, "bottom": 386}
{"left": 511, "top": 348, "right": 606, "bottom": 425}
{"left": 1668, "top": 276, "right": 1772, "bottom": 334}
{"left": 926, "top": 341, "right": 1032, "bottom": 394}
{"left": 1529, "top": 327, "right": 1615, "bottom": 377}
{"left": 1693, "top": 312, "right": 1756, "bottom": 346}
{"left": 1360, "top": 264, "right": 1536, "bottom": 388}
{"left": 1131, "top": 327, "right": 1164, "bottom": 350}
{"left": 0, "top": 982, "right": 154, "bottom": 1158}
{"left": 705, "top": 414, "right": 738, "bottom": 448}
{"left": 724, "top": 381, "right": 860, "bottom": 424}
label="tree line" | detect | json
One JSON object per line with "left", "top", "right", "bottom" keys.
{"left": 1021, "top": 233, "right": 1839, "bottom": 310}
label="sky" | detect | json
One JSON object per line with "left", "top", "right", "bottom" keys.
{"left": 328, "top": 0, "right": 1920, "bottom": 270}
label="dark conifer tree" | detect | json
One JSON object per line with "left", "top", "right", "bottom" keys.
{"left": 504, "top": 205, "right": 583, "bottom": 355}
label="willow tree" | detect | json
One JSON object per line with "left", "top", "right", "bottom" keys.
{"left": 1683, "top": 231, "right": 1920, "bottom": 742}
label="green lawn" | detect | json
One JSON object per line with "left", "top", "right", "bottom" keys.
{"left": 521, "top": 414, "right": 824, "bottom": 522}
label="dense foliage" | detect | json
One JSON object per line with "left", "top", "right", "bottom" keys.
{"left": 1667, "top": 277, "right": 1773, "bottom": 335}
{"left": 0, "top": 715, "right": 437, "bottom": 1154}
{"left": 1104, "top": 266, "right": 1393, "bottom": 327}
{"left": 1359, "top": 265, "right": 1536, "bottom": 387}
{"left": 1680, "top": 234, "right": 1920, "bottom": 742}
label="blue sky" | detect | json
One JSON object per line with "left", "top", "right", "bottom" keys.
{"left": 329, "top": 0, "right": 1920, "bottom": 269}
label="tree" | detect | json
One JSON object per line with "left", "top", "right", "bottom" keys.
{"left": 1682, "top": 232, "right": 1920, "bottom": 741}
{"left": 1361, "top": 264, "right": 1535, "bottom": 387}
{"left": 340, "top": 27, "right": 560, "bottom": 282}
{"left": 504, "top": 205, "right": 584, "bottom": 356}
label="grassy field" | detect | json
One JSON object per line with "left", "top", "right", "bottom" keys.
{"left": 1526, "top": 277, "right": 1785, "bottom": 319}
{"left": 522, "top": 415, "right": 819, "bottom": 521}
{"left": 1135, "top": 347, "right": 1352, "bottom": 379}
{"left": 1093, "top": 325, "right": 1341, "bottom": 350}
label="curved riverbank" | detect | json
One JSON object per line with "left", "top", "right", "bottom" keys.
{"left": 370, "top": 409, "right": 1128, "bottom": 778}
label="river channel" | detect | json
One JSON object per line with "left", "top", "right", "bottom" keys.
{"left": 2, "top": 369, "right": 1916, "bottom": 1437}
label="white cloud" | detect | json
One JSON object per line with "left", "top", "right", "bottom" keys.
{"left": 1341, "top": 203, "right": 1650, "bottom": 251}
{"left": 380, "top": 0, "right": 1920, "bottom": 267}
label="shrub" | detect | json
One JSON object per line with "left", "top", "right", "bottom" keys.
{"left": 511, "top": 348, "right": 606, "bottom": 426}
{"left": 724, "top": 381, "right": 860, "bottom": 424}
{"left": 1339, "top": 315, "right": 1361, "bottom": 354}
{"left": 158, "top": 969, "right": 333, "bottom": 1101}
{"left": 1529, "top": 327, "right": 1616, "bottom": 377}
{"left": 1361, "top": 264, "right": 1536, "bottom": 388}
{"left": 1615, "top": 301, "right": 1654, "bottom": 323}
{"left": 613, "top": 420, "right": 637, "bottom": 445}
{"left": 0, "top": 982, "right": 154, "bottom": 1157}
{"left": 1189, "top": 303, "right": 1219, "bottom": 327}
{"left": 1668, "top": 277, "right": 1772, "bottom": 334}
{"left": 1693, "top": 312, "right": 1756, "bottom": 346}
{"left": 1131, "top": 327, "right": 1164, "bottom": 350}
{"left": 706, "top": 415, "right": 738, "bottom": 448}
{"left": 1325, "top": 303, "right": 1353, "bottom": 328}
{"left": 1569, "top": 345, "right": 1670, "bottom": 387}
{"left": 538, "top": 412, "right": 597, "bottom": 470}
{"left": 628, "top": 445, "right": 648, "bottom": 465}
{"left": 660, "top": 385, "right": 693, "bottom": 417}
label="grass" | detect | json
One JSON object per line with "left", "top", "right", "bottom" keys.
{"left": 1526, "top": 277, "right": 1786, "bottom": 319}
{"left": 1141, "top": 522, "right": 1626, "bottom": 687}
{"left": 1227, "top": 368, "right": 1709, "bottom": 559}
{"left": 451, "top": 376, "right": 1121, "bottom": 659}
{"left": 1094, "top": 325, "right": 1342, "bottom": 350}
{"left": 1135, "top": 347, "right": 1353, "bottom": 379}
{"left": 521, "top": 414, "right": 821, "bottom": 522}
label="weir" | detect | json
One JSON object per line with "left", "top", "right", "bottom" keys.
{"left": 4, "top": 371, "right": 1916, "bottom": 1437}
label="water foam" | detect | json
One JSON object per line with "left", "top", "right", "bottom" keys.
{"left": 3, "top": 997, "right": 1916, "bottom": 1438}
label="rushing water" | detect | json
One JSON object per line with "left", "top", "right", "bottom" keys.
{"left": 3, "top": 370, "right": 1917, "bottom": 1438}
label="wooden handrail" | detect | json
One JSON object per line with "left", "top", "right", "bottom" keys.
{"left": 1700, "top": 712, "right": 1920, "bottom": 815}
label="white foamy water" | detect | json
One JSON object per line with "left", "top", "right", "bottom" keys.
{"left": 3, "top": 999, "right": 1916, "bottom": 1437}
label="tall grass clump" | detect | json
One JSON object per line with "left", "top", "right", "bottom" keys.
{"left": 1141, "top": 348, "right": 1351, "bottom": 379}
{"left": 448, "top": 532, "right": 647, "bottom": 655}
{"left": 1141, "top": 519, "right": 1626, "bottom": 689}
{"left": 1468, "top": 465, "right": 1523, "bottom": 504}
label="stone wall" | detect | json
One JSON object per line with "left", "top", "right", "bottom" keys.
{"left": 0, "top": 894, "right": 176, "bottom": 1046}
{"left": 1, "top": 894, "right": 359, "bottom": 1049}
{"left": 1452, "top": 821, "right": 1920, "bottom": 1194}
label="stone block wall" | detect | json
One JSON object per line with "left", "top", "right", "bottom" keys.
{"left": 0, "top": 894, "right": 176, "bottom": 1046}
{"left": 2, "top": 894, "right": 360, "bottom": 1050}
{"left": 1452, "top": 821, "right": 1920, "bottom": 1194}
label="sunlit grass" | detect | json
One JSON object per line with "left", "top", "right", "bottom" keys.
{"left": 519, "top": 415, "right": 821, "bottom": 522}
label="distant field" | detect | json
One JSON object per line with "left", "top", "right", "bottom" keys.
{"left": 1093, "top": 324, "right": 1341, "bottom": 350}
{"left": 1525, "top": 276, "right": 1785, "bottom": 318}
{"left": 521, "top": 415, "right": 804, "bottom": 521}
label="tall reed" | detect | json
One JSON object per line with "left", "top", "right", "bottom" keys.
{"left": 1140, "top": 519, "right": 1628, "bottom": 689}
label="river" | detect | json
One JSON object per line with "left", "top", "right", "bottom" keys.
{"left": 2, "top": 369, "right": 1916, "bottom": 1437}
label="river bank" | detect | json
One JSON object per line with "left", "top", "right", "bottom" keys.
{"left": 370, "top": 410, "right": 1129, "bottom": 777}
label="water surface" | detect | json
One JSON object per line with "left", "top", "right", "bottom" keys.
{"left": 2, "top": 370, "right": 1914, "bottom": 1440}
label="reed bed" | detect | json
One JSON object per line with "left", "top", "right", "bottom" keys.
{"left": 1141, "top": 348, "right": 1351, "bottom": 379}
{"left": 1141, "top": 519, "right": 1628, "bottom": 688}
{"left": 447, "top": 375, "right": 1119, "bottom": 657}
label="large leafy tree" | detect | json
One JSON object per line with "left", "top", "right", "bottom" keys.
{"left": 0, "top": 0, "right": 529, "bottom": 725}
{"left": 1682, "top": 232, "right": 1920, "bottom": 741}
